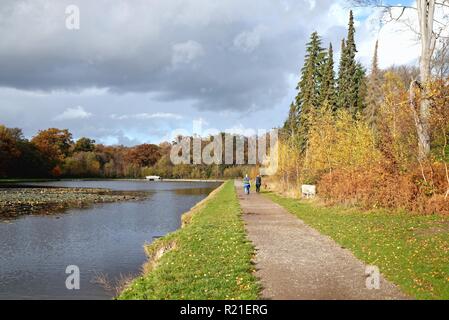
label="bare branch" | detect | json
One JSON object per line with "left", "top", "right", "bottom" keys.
{"left": 435, "top": 1, "right": 449, "bottom": 9}
{"left": 351, "top": 0, "right": 448, "bottom": 28}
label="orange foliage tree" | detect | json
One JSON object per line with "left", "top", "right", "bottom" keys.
{"left": 0, "top": 125, "right": 21, "bottom": 177}
{"left": 31, "top": 128, "right": 73, "bottom": 169}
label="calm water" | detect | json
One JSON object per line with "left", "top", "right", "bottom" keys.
{"left": 0, "top": 180, "right": 220, "bottom": 300}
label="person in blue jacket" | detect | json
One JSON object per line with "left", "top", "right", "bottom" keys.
{"left": 243, "top": 174, "right": 251, "bottom": 195}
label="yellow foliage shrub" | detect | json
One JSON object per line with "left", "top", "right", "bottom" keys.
{"left": 303, "top": 107, "right": 381, "bottom": 183}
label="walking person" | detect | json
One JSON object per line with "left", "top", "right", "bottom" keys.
{"left": 243, "top": 174, "right": 251, "bottom": 195}
{"left": 255, "top": 174, "right": 262, "bottom": 193}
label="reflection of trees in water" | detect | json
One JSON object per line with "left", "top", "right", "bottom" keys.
{"left": 174, "top": 188, "right": 216, "bottom": 196}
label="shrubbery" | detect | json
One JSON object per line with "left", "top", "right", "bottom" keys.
{"left": 276, "top": 76, "right": 449, "bottom": 214}
{"left": 275, "top": 13, "right": 449, "bottom": 215}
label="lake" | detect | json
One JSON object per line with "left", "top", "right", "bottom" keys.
{"left": 0, "top": 180, "right": 221, "bottom": 300}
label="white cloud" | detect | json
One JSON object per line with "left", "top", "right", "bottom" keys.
{"left": 225, "top": 124, "right": 257, "bottom": 136}
{"left": 233, "top": 26, "right": 265, "bottom": 53}
{"left": 3, "top": 0, "right": 445, "bottom": 146}
{"left": 110, "top": 112, "right": 182, "bottom": 120}
{"left": 355, "top": 6, "right": 421, "bottom": 69}
{"left": 321, "top": 2, "right": 424, "bottom": 70}
{"left": 172, "top": 40, "right": 205, "bottom": 66}
{"left": 307, "top": 0, "right": 316, "bottom": 10}
{"left": 53, "top": 106, "right": 92, "bottom": 121}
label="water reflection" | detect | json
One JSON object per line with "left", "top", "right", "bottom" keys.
{"left": 0, "top": 181, "right": 220, "bottom": 300}
{"left": 174, "top": 187, "right": 219, "bottom": 196}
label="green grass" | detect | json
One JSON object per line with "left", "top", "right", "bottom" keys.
{"left": 118, "top": 181, "right": 260, "bottom": 300}
{"left": 264, "top": 191, "right": 449, "bottom": 300}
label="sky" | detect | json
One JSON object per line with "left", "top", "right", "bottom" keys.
{"left": 0, "top": 0, "right": 420, "bottom": 145}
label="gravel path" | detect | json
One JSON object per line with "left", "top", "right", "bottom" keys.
{"left": 235, "top": 180, "right": 409, "bottom": 300}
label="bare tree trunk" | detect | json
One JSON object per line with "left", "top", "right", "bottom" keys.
{"left": 410, "top": 80, "right": 431, "bottom": 160}
{"left": 354, "top": 0, "right": 440, "bottom": 159}
{"left": 415, "top": 0, "right": 436, "bottom": 160}
{"left": 418, "top": 0, "right": 435, "bottom": 85}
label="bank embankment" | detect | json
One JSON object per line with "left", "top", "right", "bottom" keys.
{"left": 118, "top": 180, "right": 260, "bottom": 300}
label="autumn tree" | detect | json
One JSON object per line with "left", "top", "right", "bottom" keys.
{"left": 428, "top": 79, "right": 449, "bottom": 198}
{"left": 125, "top": 144, "right": 162, "bottom": 168}
{"left": 63, "top": 152, "right": 101, "bottom": 177}
{"left": 352, "top": 0, "right": 449, "bottom": 159}
{"left": 13, "top": 139, "right": 49, "bottom": 177}
{"left": 304, "top": 107, "right": 380, "bottom": 183}
{"left": 31, "top": 128, "right": 73, "bottom": 168}
{"left": 0, "top": 126, "right": 50, "bottom": 177}
{"left": 73, "top": 137, "right": 96, "bottom": 153}
{"left": 0, "top": 125, "right": 21, "bottom": 177}
{"left": 378, "top": 72, "right": 418, "bottom": 169}
{"left": 385, "top": 65, "right": 420, "bottom": 88}
{"left": 158, "top": 141, "right": 172, "bottom": 156}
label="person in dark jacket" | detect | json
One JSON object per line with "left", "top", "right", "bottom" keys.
{"left": 255, "top": 175, "right": 262, "bottom": 193}
{"left": 243, "top": 174, "right": 251, "bottom": 195}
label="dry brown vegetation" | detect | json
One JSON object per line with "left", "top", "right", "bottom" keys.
{"left": 276, "top": 74, "right": 449, "bottom": 215}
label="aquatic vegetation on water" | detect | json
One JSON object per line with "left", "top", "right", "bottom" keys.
{"left": 0, "top": 187, "right": 148, "bottom": 219}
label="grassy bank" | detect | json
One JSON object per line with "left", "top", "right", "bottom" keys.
{"left": 118, "top": 181, "right": 259, "bottom": 300}
{"left": 264, "top": 192, "right": 449, "bottom": 300}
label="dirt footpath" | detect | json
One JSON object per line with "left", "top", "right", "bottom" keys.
{"left": 235, "top": 181, "right": 409, "bottom": 300}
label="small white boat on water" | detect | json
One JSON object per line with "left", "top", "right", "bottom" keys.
{"left": 146, "top": 176, "right": 162, "bottom": 181}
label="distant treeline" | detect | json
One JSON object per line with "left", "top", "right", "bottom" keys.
{"left": 0, "top": 126, "right": 262, "bottom": 179}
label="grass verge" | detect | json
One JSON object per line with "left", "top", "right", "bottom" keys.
{"left": 118, "top": 180, "right": 259, "bottom": 300}
{"left": 264, "top": 192, "right": 449, "bottom": 300}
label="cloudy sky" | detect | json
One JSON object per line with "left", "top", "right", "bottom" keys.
{"left": 0, "top": 0, "right": 418, "bottom": 145}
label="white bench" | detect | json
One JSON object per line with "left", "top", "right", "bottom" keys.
{"left": 301, "top": 185, "right": 316, "bottom": 199}
{"left": 146, "top": 176, "right": 161, "bottom": 181}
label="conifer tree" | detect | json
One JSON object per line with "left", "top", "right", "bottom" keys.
{"left": 294, "top": 31, "right": 326, "bottom": 151}
{"left": 337, "top": 38, "right": 347, "bottom": 107}
{"left": 337, "top": 10, "right": 365, "bottom": 115}
{"left": 283, "top": 102, "right": 299, "bottom": 136}
{"left": 320, "top": 43, "right": 337, "bottom": 110}
{"left": 365, "top": 40, "right": 383, "bottom": 129}
{"left": 355, "top": 63, "right": 367, "bottom": 113}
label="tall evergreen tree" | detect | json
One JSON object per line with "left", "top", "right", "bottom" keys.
{"left": 320, "top": 43, "right": 337, "bottom": 110}
{"left": 346, "top": 10, "right": 357, "bottom": 59}
{"left": 337, "top": 10, "right": 364, "bottom": 115}
{"left": 337, "top": 38, "right": 347, "bottom": 107}
{"left": 294, "top": 31, "right": 326, "bottom": 151}
{"left": 355, "top": 62, "right": 367, "bottom": 114}
{"left": 365, "top": 40, "right": 383, "bottom": 129}
{"left": 283, "top": 102, "right": 299, "bottom": 136}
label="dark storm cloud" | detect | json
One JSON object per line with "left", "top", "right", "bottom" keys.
{"left": 0, "top": 0, "right": 348, "bottom": 112}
